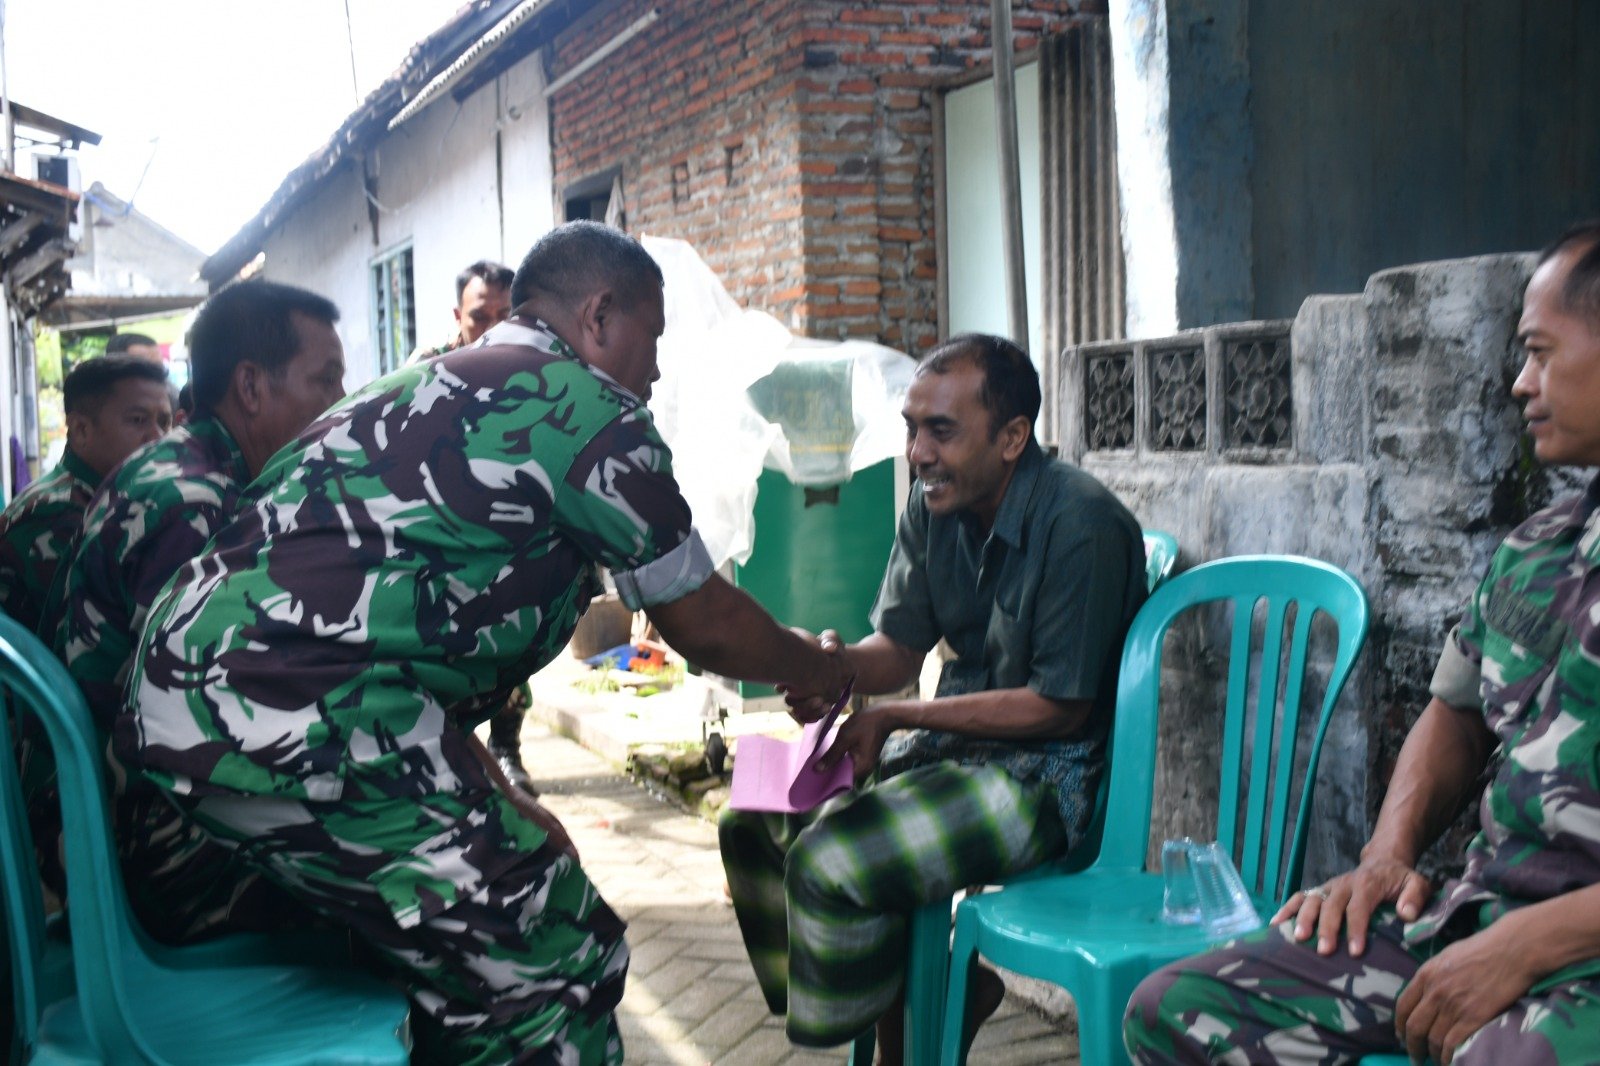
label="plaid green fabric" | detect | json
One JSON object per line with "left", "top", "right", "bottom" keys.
{"left": 0, "top": 449, "right": 97, "bottom": 638}
{"left": 720, "top": 762, "right": 1065, "bottom": 1047}
{"left": 1124, "top": 915, "right": 1600, "bottom": 1065}
{"left": 181, "top": 786, "right": 627, "bottom": 1066}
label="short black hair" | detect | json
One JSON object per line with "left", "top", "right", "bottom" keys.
{"left": 1537, "top": 220, "right": 1600, "bottom": 330}
{"left": 176, "top": 383, "right": 194, "bottom": 416}
{"left": 62, "top": 355, "right": 169, "bottom": 416}
{"left": 105, "top": 332, "right": 158, "bottom": 355}
{"left": 188, "top": 280, "right": 339, "bottom": 416}
{"left": 510, "top": 221, "right": 663, "bottom": 312}
{"left": 919, "top": 333, "right": 1041, "bottom": 439}
{"left": 455, "top": 260, "right": 514, "bottom": 303}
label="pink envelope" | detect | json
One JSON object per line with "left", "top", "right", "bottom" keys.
{"left": 729, "top": 685, "right": 855, "bottom": 814}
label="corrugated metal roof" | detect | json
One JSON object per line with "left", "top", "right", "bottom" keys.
{"left": 201, "top": 0, "right": 584, "bottom": 286}
{"left": 389, "top": 0, "right": 559, "bottom": 131}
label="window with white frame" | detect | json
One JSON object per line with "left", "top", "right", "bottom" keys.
{"left": 371, "top": 245, "right": 416, "bottom": 375}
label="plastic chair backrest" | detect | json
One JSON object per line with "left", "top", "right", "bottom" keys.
{"left": 1142, "top": 530, "right": 1179, "bottom": 592}
{"left": 0, "top": 611, "right": 160, "bottom": 1063}
{"left": 1092, "top": 555, "right": 1369, "bottom": 903}
{"left": 0, "top": 685, "right": 52, "bottom": 1057}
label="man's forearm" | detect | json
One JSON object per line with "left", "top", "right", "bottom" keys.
{"left": 1362, "top": 696, "right": 1496, "bottom": 867}
{"left": 838, "top": 631, "right": 925, "bottom": 695}
{"left": 1491, "top": 881, "right": 1600, "bottom": 982}
{"left": 879, "top": 685, "right": 1091, "bottom": 742}
{"left": 648, "top": 575, "right": 841, "bottom": 692}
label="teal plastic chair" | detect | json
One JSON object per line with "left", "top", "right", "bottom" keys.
{"left": 938, "top": 555, "right": 1369, "bottom": 1066}
{"left": 1141, "top": 530, "right": 1179, "bottom": 591}
{"left": 845, "top": 530, "right": 1177, "bottom": 1064}
{"left": 0, "top": 611, "right": 412, "bottom": 1064}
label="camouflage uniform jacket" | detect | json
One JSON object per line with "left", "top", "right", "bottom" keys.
{"left": 0, "top": 449, "right": 98, "bottom": 637}
{"left": 60, "top": 417, "right": 252, "bottom": 727}
{"left": 1420, "top": 472, "right": 1600, "bottom": 986}
{"left": 406, "top": 332, "right": 465, "bottom": 365}
{"left": 131, "top": 316, "right": 712, "bottom": 804}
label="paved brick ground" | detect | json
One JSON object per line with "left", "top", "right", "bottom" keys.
{"left": 524, "top": 723, "right": 1080, "bottom": 1064}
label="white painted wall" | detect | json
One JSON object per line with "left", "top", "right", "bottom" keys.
{"left": 943, "top": 62, "right": 1044, "bottom": 359}
{"left": 259, "top": 48, "right": 554, "bottom": 388}
{"left": 1109, "top": 0, "right": 1180, "bottom": 337}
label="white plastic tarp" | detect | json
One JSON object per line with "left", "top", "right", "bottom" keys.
{"left": 642, "top": 235, "right": 916, "bottom": 569}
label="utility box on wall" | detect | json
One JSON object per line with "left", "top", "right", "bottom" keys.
{"left": 726, "top": 459, "right": 900, "bottom": 703}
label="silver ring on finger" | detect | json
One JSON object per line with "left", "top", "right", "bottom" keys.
{"left": 1306, "top": 885, "right": 1331, "bottom": 901}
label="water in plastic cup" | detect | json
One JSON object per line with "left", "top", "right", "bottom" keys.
{"left": 1190, "top": 842, "right": 1262, "bottom": 938}
{"left": 1161, "top": 838, "right": 1202, "bottom": 925}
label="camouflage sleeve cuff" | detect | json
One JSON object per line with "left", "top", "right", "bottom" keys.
{"left": 613, "top": 528, "right": 713, "bottom": 610}
{"left": 1428, "top": 625, "right": 1484, "bottom": 711}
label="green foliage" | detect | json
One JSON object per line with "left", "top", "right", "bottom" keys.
{"left": 33, "top": 325, "right": 62, "bottom": 388}
{"left": 61, "top": 332, "right": 107, "bottom": 375}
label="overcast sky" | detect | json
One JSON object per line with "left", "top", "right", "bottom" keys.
{"left": 5, "top": 0, "right": 467, "bottom": 255}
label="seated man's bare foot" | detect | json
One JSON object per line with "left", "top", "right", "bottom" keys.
{"left": 963, "top": 963, "right": 1006, "bottom": 1053}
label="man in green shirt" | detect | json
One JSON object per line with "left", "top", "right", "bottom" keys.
{"left": 721, "top": 334, "right": 1148, "bottom": 1060}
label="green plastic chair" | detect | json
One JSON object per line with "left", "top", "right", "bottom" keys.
{"left": 0, "top": 611, "right": 412, "bottom": 1065}
{"left": 938, "top": 555, "right": 1370, "bottom": 1066}
{"left": 1141, "top": 530, "right": 1179, "bottom": 591}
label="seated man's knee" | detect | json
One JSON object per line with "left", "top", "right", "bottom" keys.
{"left": 1123, "top": 963, "right": 1184, "bottom": 1057}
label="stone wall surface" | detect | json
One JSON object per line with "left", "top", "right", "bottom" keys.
{"left": 1061, "top": 251, "right": 1583, "bottom": 887}
{"left": 547, "top": 0, "right": 1088, "bottom": 350}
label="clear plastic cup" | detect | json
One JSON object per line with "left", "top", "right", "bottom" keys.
{"left": 1189, "top": 842, "right": 1262, "bottom": 938}
{"left": 1161, "top": 838, "right": 1202, "bottom": 925}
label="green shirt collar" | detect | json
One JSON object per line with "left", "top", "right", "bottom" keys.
{"left": 963, "top": 438, "right": 1047, "bottom": 551}
{"left": 190, "top": 415, "right": 252, "bottom": 484}
{"left": 60, "top": 447, "right": 102, "bottom": 491}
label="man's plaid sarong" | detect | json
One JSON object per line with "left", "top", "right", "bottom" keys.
{"left": 719, "top": 761, "right": 1067, "bottom": 1047}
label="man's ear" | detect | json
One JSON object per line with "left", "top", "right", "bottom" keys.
{"left": 232, "top": 361, "right": 266, "bottom": 416}
{"left": 578, "top": 289, "right": 616, "bottom": 349}
{"left": 998, "top": 415, "right": 1031, "bottom": 462}
{"left": 64, "top": 409, "right": 92, "bottom": 447}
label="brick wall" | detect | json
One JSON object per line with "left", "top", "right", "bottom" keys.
{"left": 549, "top": 0, "right": 1089, "bottom": 352}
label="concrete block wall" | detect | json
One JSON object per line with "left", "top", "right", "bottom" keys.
{"left": 1060, "top": 251, "right": 1586, "bottom": 885}
{"left": 547, "top": 0, "right": 1088, "bottom": 351}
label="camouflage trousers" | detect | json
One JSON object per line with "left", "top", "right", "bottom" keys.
{"left": 178, "top": 785, "right": 629, "bottom": 1066}
{"left": 719, "top": 761, "right": 1067, "bottom": 1048}
{"left": 20, "top": 729, "right": 305, "bottom": 944}
{"left": 1123, "top": 912, "right": 1600, "bottom": 1064}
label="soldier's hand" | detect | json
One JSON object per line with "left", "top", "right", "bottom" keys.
{"left": 778, "top": 628, "right": 850, "bottom": 723}
{"left": 1394, "top": 922, "right": 1534, "bottom": 1065}
{"left": 1272, "top": 855, "right": 1432, "bottom": 957}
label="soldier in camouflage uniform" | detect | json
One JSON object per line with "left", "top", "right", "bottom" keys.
{"left": 127, "top": 221, "right": 850, "bottom": 1065}
{"left": 0, "top": 355, "right": 171, "bottom": 637}
{"left": 58, "top": 279, "right": 346, "bottom": 943}
{"left": 2, "top": 355, "right": 171, "bottom": 894}
{"left": 1124, "top": 224, "right": 1600, "bottom": 1065}
{"left": 408, "top": 259, "right": 540, "bottom": 794}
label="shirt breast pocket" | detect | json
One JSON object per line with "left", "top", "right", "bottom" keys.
{"left": 984, "top": 598, "right": 1030, "bottom": 674}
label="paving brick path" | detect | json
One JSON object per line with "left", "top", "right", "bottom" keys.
{"left": 525, "top": 724, "right": 1080, "bottom": 1064}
